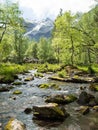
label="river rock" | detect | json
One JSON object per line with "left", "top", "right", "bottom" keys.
{"left": 94, "top": 92, "right": 98, "bottom": 104}
{"left": 0, "top": 87, "right": 10, "bottom": 92}
{"left": 75, "top": 106, "right": 89, "bottom": 115}
{"left": 13, "top": 82, "right": 22, "bottom": 85}
{"left": 77, "top": 91, "right": 94, "bottom": 105}
{"left": 33, "top": 103, "right": 69, "bottom": 120}
{"left": 24, "top": 76, "right": 34, "bottom": 81}
{"left": 13, "top": 90, "right": 22, "bottom": 95}
{"left": 92, "top": 106, "right": 98, "bottom": 111}
{"left": 0, "top": 123, "right": 2, "bottom": 130}
{"left": 24, "top": 108, "right": 32, "bottom": 114}
{"left": 65, "top": 76, "right": 94, "bottom": 83}
{"left": 4, "top": 118, "right": 26, "bottom": 130}
{"left": 39, "top": 83, "right": 60, "bottom": 90}
{"left": 45, "top": 94, "right": 77, "bottom": 104}
{"left": 89, "top": 84, "right": 98, "bottom": 91}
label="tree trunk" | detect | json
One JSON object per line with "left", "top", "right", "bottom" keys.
{"left": 87, "top": 47, "right": 91, "bottom": 65}
{"left": 70, "top": 35, "right": 74, "bottom": 66}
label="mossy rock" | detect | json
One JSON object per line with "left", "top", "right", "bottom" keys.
{"left": 34, "top": 73, "right": 44, "bottom": 78}
{"left": 0, "top": 75, "right": 14, "bottom": 83}
{"left": 75, "top": 106, "right": 90, "bottom": 115}
{"left": 39, "top": 84, "right": 49, "bottom": 89}
{"left": 50, "top": 83, "right": 60, "bottom": 90}
{"left": 49, "top": 76, "right": 65, "bottom": 81}
{"left": 0, "top": 87, "right": 10, "bottom": 92}
{"left": 24, "top": 108, "right": 32, "bottom": 114}
{"left": 24, "top": 76, "right": 34, "bottom": 81}
{"left": 13, "top": 82, "right": 22, "bottom": 85}
{"left": 9, "top": 86, "right": 14, "bottom": 89}
{"left": 13, "top": 90, "right": 22, "bottom": 95}
{"left": 45, "top": 94, "right": 77, "bottom": 104}
{"left": 93, "top": 106, "right": 98, "bottom": 111}
{"left": 4, "top": 118, "right": 26, "bottom": 130}
{"left": 39, "top": 83, "right": 60, "bottom": 90}
{"left": 64, "top": 94, "right": 77, "bottom": 103}
{"left": 33, "top": 103, "right": 69, "bottom": 120}
{"left": 89, "top": 84, "right": 98, "bottom": 91}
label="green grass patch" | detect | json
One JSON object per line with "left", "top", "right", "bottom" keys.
{"left": 57, "top": 70, "right": 66, "bottom": 78}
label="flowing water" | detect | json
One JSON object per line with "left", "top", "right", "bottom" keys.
{"left": 0, "top": 70, "right": 98, "bottom": 130}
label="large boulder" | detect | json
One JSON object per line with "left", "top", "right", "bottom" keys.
{"left": 4, "top": 118, "right": 26, "bottom": 130}
{"left": 77, "top": 91, "right": 94, "bottom": 105}
{"left": 33, "top": 103, "right": 69, "bottom": 120}
{"left": 45, "top": 94, "right": 77, "bottom": 104}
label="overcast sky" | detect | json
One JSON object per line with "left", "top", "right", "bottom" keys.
{"left": 1, "top": 0, "right": 97, "bottom": 20}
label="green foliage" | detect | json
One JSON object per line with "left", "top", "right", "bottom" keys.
{"left": 88, "top": 66, "right": 95, "bottom": 74}
{"left": 0, "top": 63, "right": 35, "bottom": 83}
{"left": 58, "top": 70, "right": 66, "bottom": 78}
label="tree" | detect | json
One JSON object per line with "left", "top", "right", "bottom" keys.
{"left": 37, "top": 37, "right": 53, "bottom": 63}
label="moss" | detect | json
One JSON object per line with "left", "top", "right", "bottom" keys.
{"left": 52, "top": 107, "right": 65, "bottom": 116}
{"left": 93, "top": 106, "right": 98, "bottom": 111}
{"left": 89, "top": 84, "right": 98, "bottom": 91}
{"left": 34, "top": 73, "right": 43, "bottom": 78}
{"left": 73, "top": 75, "right": 79, "bottom": 79}
{"left": 49, "top": 76, "right": 65, "bottom": 81}
{"left": 13, "top": 81, "right": 22, "bottom": 85}
{"left": 4, "top": 118, "right": 14, "bottom": 130}
{"left": 50, "top": 83, "right": 60, "bottom": 90}
{"left": 13, "top": 90, "right": 22, "bottom": 95}
{"left": 39, "top": 84, "right": 49, "bottom": 89}
{"left": 58, "top": 70, "right": 66, "bottom": 78}
{"left": 24, "top": 77, "right": 34, "bottom": 81}
{"left": 65, "top": 95, "right": 77, "bottom": 103}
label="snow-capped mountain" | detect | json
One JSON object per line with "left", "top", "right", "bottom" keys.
{"left": 24, "top": 18, "right": 54, "bottom": 41}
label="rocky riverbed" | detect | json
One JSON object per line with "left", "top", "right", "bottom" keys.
{"left": 1, "top": 70, "right": 98, "bottom": 130}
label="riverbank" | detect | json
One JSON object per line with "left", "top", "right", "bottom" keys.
{"left": 0, "top": 63, "right": 98, "bottom": 84}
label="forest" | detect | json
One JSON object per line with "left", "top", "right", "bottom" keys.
{"left": 1, "top": 1, "right": 98, "bottom": 130}
{"left": 0, "top": 2, "right": 98, "bottom": 65}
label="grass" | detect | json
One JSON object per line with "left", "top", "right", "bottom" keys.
{"left": 57, "top": 70, "right": 66, "bottom": 78}
{"left": 77, "top": 64, "right": 98, "bottom": 74}
{"left": 0, "top": 63, "right": 35, "bottom": 83}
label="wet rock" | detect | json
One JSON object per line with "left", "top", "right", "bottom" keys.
{"left": 77, "top": 91, "right": 94, "bottom": 105}
{"left": 89, "top": 84, "right": 98, "bottom": 91}
{"left": 75, "top": 106, "right": 90, "bottom": 115}
{"left": 50, "top": 83, "right": 60, "bottom": 90}
{"left": 39, "top": 83, "right": 60, "bottom": 90}
{"left": 65, "top": 76, "right": 94, "bottom": 83}
{"left": 93, "top": 106, "right": 98, "bottom": 111}
{"left": 88, "top": 99, "right": 96, "bottom": 107}
{"left": 4, "top": 118, "right": 26, "bottom": 130}
{"left": 13, "top": 90, "right": 22, "bottom": 95}
{"left": 49, "top": 76, "right": 65, "bottom": 81}
{"left": 45, "top": 94, "right": 77, "bottom": 104}
{"left": 24, "top": 108, "right": 32, "bottom": 114}
{"left": 24, "top": 76, "right": 34, "bottom": 81}
{"left": 0, "top": 123, "right": 2, "bottom": 130}
{"left": 33, "top": 103, "right": 69, "bottom": 120}
{"left": 34, "top": 73, "right": 44, "bottom": 78}
{"left": 39, "top": 84, "right": 49, "bottom": 89}
{"left": 95, "top": 92, "right": 98, "bottom": 104}
{"left": 13, "top": 82, "right": 22, "bottom": 85}
{"left": 0, "top": 87, "right": 10, "bottom": 92}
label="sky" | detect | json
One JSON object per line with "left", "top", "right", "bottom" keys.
{"left": 1, "top": 0, "right": 97, "bottom": 21}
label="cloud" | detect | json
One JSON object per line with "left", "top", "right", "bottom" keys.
{"left": 3, "top": 0, "right": 96, "bottom": 20}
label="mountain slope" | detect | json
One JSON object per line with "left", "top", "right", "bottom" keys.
{"left": 24, "top": 18, "right": 54, "bottom": 40}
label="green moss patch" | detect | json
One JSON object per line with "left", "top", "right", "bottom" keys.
{"left": 13, "top": 90, "right": 22, "bottom": 95}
